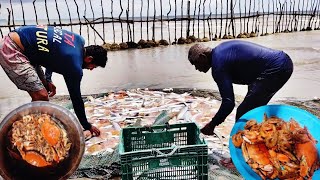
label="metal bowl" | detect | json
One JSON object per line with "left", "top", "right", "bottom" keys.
{"left": 0, "top": 101, "right": 85, "bottom": 180}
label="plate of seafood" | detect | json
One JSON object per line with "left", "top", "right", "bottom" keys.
{"left": 229, "top": 104, "right": 320, "bottom": 180}
{"left": 0, "top": 101, "right": 85, "bottom": 180}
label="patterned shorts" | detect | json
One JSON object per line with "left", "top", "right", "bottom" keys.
{"left": 0, "top": 35, "right": 44, "bottom": 92}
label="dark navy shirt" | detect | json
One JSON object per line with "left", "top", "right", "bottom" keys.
{"left": 14, "top": 25, "right": 91, "bottom": 130}
{"left": 211, "top": 40, "right": 287, "bottom": 123}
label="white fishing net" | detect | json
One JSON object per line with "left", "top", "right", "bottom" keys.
{"left": 67, "top": 89, "right": 246, "bottom": 179}
{"left": 69, "top": 133, "right": 243, "bottom": 180}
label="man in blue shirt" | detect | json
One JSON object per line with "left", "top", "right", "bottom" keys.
{"left": 188, "top": 41, "right": 293, "bottom": 135}
{"left": 0, "top": 25, "right": 108, "bottom": 136}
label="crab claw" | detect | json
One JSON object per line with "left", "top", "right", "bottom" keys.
{"left": 261, "top": 164, "right": 274, "bottom": 172}
{"left": 232, "top": 131, "right": 244, "bottom": 148}
{"left": 300, "top": 156, "right": 309, "bottom": 177}
{"left": 242, "top": 141, "right": 250, "bottom": 162}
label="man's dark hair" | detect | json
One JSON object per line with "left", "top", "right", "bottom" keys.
{"left": 85, "top": 45, "right": 108, "bottom": 67}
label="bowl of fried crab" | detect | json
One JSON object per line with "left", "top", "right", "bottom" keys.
{"left": 0, "top": 101, "right": 85, "bottom": 180}
{"left": 229, "top": 105, "right": 320, "bottom": 180}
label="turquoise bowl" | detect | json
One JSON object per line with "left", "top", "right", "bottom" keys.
{"left": 229, "top": 104, "right": 320, "bottom": 180}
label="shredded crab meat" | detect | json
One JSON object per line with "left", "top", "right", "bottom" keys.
{"left": 232, "top": 115, "right": 320, "bottom": 180}
{"left": 9, "top": 114, "right": 72, "bottom": 166}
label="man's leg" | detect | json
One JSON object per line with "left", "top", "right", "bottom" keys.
{"left": 236, "top": 84, "right": 275, "bottom": 120}
{"left": 0, "top": 35, "right": 48, "bottom": 101}
{"left": 236, "top": 65, "right": 293, "bottom": 120}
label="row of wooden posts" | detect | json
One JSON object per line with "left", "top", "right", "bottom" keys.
{"left": 1, "top": 0, "right": 319, "bottom": 50}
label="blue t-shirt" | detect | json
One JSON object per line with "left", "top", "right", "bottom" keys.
{"left": 14, "top": 25, "right": 91, "bottom": 130}
{"left": 211, "top": 40, "right": 287, "bottom": 123}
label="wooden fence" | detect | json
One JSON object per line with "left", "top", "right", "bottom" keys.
{"left": 0, "top": 0, "right": 319, "bottom": 50}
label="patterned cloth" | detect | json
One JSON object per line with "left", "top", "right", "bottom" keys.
{"left": 0, "top": 35, "right": 44, "bottom": 92}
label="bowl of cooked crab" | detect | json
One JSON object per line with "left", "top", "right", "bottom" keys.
{"left": 229, "top": 105, "right": 320, "bottom": 180}
{"left": 0, "top": 101, "right": 85, "bottom": 180}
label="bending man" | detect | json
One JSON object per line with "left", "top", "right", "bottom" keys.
{"left": 0, "top": 25, "right": 108, "bottom": 136}
{"left": 188, "top": 40, "right": 293, "bottom": 135}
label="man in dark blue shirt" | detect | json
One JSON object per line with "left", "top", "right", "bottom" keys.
{"left": 188, "top": 40, "right": 293, "bottom": 135}
{"left": 0, "top": 25, "right": 108, "bottom": 136}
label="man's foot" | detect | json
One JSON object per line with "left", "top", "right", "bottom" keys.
{"left": 200, "top": 122, "right": 216, "bottom": 135}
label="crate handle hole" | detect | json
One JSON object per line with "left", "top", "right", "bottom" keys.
{"left": 152, "top": 144, "right": 179, "bottom": 157}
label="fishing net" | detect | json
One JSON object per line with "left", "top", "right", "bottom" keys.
{"left": 69, "top": 132, "right": 243, "bottom": 180}
{"left": 208, "top": 151, "right": 243, "bottom": 180}
{"left": 46, "top": 97, "right": 320, "bottom": 180}
{"left": 206, "top": 133, "right": 243, "bottom": 180}
{"left": 67, "top": 89, "right": 246, "bottom": 179}
{"left": 69, "top": 146, "right": 121, "bottom": 179}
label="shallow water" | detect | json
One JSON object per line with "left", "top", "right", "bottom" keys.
{"left": 0, "top": 30, "right": 319, "bottom": 115}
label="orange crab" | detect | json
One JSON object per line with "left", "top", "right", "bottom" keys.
{"left": 293, "top": 127, "right": 319, "bottom": 178}
{"left": 241, "top": 141, "right": 278, "bottom": 179}
{"left": 269, "top": 149, "right": 301, "bottom": 179}
{"left": 23, "top": 151, "right": 52, "bottom": 167}
{"left": 41, "top": 118, "right": 61, "bottom": 146}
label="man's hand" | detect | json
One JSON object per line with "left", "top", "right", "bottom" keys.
{"left": 89, "top": 125, "right": 101, "bottom": 136}
{"left": 47, "top": 82, "right": 56, "bottom": 97}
